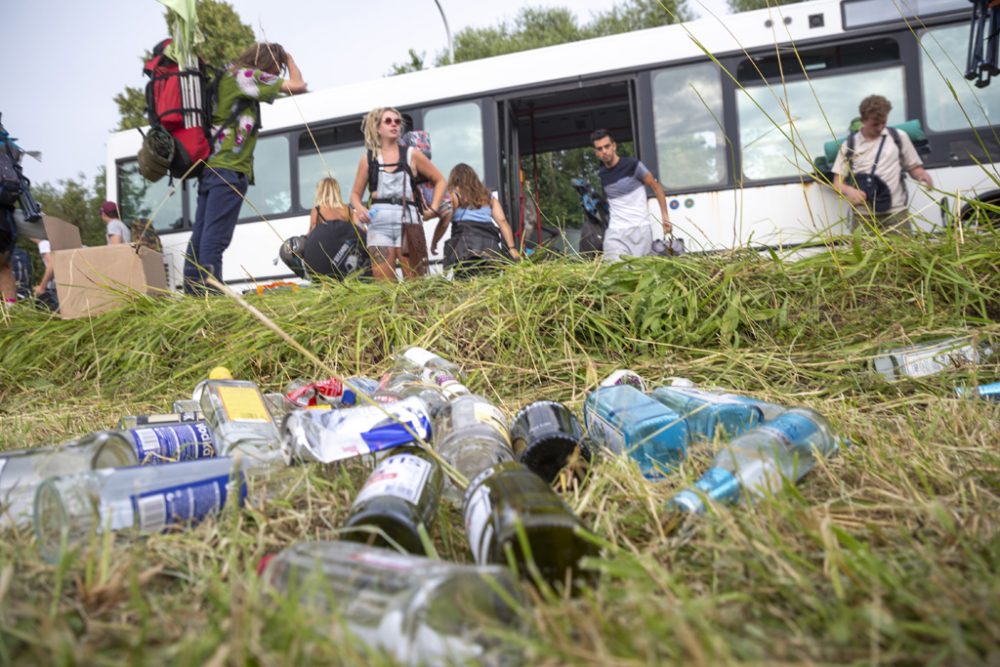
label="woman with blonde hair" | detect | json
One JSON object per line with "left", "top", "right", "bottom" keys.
{"left": 431, "top": 163, "right": 519, "bottom": 273}
{"left": 350, "top": 107, "right": 446, "bottom": 281}
{"left": 309, "top": 176, "right": 352, "bottom": 232}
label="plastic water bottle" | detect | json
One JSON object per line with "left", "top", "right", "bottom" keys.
{"left": 649, "top": 385, "right": 764, "bottom": 444}
{"left": 33, "top": 456, "right": 253, "bottom": 562}
{"left": 281, "top": 396, "right": 431, "bottom": 464}
{"left": 434, "top": 394, "right": 514, "bottom": 503}
{"left": 583, "top": 384, "right": 688, "bottom": 478}
{"left": 343, "top": 446, "right": 442, "bottom": 554}
{"left": 198, "top": 372, "right": 280, "bottom": 461}
{"left": 670, "top": 407, "right": 841, "bottom": 514}
{"left": 258, "top": 540, "right": 528, "bottom": 667}
{"left": 509, "top": 401, "right": 589, "bottom": 483}
{"left": 0, "top": 432, "right": 136, "bottom": 528}
{"left": 463, "top": 461, "right": 598, "bottom": 591}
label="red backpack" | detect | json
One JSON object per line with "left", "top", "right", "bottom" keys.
{"left": 137, "top": 39, "right": 259, "bottom": 182}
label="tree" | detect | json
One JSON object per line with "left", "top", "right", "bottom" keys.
{"left": 390, "top": 49, "right": 427, "bottom": 75}
{"left": 114, "top": 0, "right": 255, "bottom": 131}
{"left": 727, "top": 0, "right": 807, "bottom": 14}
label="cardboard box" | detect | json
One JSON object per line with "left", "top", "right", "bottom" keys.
{"left": 44, "top": 216, "right": 167, "bottom": 320}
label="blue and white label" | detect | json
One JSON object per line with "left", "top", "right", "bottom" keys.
{"left": 352, "top": 453, "right": 433, "bottom": 507}
{"left": 128, "top": 422, "right": 217, "bottom": 464}
{"left": 130, "top": 473, "right": 244, "bottom": 533}
{"left": 293, "top": 397, "right": 432, "bottom": 463}
{"left": 759, "top": 411, "right": 818, "bottom": 449}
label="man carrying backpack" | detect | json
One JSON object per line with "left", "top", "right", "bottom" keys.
{"left": 183, "top": 42, "right": 307, "bottom": 294}
{"left": 832, "top": 95, "right": 933, "bottom": 235}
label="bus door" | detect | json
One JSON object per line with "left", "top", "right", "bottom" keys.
{"left": 496, "top": 78, "right": 639, "bottom": 252}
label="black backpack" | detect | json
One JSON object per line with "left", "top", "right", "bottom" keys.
{"left": 845, "top": 127, "right": 904, "bottom": 214}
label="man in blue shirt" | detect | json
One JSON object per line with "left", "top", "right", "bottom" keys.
{"left": 591, "top": 129, "right": 671, "bottom": 261}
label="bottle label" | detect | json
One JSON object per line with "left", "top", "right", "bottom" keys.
{"left": 759, "top": 412, "right": 818, "bottom": 448}
{"left": 348, "top": 550, "right": 420, "bottom": 571}
{"left": 130, "top": 473, "right": 244, "bottom": 533}
{"left": 463, "top": 483, "right": 495, "bottom": 565}
{"left": 473, "top": 403, "right": 511, "bottom": 445}
{"left": 584, "top": 407, "right": 626, "bottom": 455}
{"left": 128, "top": 422, "right": 217, "bottom": 464}
{"left": 215, "top": 386, "right": 273, "bottom": 423}
{"left": 352, "top": 453, "right": 433, "bottom": 507}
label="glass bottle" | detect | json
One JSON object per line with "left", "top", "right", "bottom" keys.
{"left": 670, "top": 407, "right": 841, "bottom": 513}
{"left": 649, "top": 385, "right": 764, "bottom": 444}
{"left": 119, "top": 410, "right": 202, "bottom": 429}
{"left": 259, "top": 540, "right": 528, "bottom": 667}
{"left": 198, "top": 374, "right": 280, "bottom": 461}
{"left": 343, "top": 446, "right": 442, "bottom": 554}
{"left": 509, "top": 400, "right": 589, "bottom": 483}
{"left": 582, "top": 384, "right": 688, "bottom": 478}
{"left": 33, "top": 456, "right": 256, "bottom": 562}
{"left": 434, "top": 394, "right": 514, "bottom": 503}
{"left": 463, "top": 461, "right": 598, "bottom": 591}
{"left": 1, "top": 431, "right": 136, "bottom": 528}
{"left": 392, "top": 346, "right": 470, "bottom": 399}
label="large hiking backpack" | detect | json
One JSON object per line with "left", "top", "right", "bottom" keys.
{"left": 138, "top": 39, "right": 259, "bottom": 183}
{"left": 130, "top": 219, "right": 163, "bottom": 252}
{"left": 0, "top": 139, "right": 21, "bottom": 207}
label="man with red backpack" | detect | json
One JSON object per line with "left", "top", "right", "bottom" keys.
{"left": 183, "top": 42, "right": 307, "bottom": 294}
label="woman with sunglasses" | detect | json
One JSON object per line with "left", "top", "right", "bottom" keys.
{"left": 350, "top": 108, "right": 446, "bottom": 281}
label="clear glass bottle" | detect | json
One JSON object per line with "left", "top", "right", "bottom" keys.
{"left": 434, "top": 394, "right": 514, "bottom": 503}
{"left": 650, "top": 385, "right": 764, "bottom": 444}
{"left": 392, "top": 346, "right": 470, "bottom": 399}
{"left": 121, "top": 421, "right": 218, "bottom": 464}
{"left": 198, "top": 375, "right": 280, "bottom": 460}
{"left": 670, "top": 407, "right": 841, "bottom": 513}
{"left": 374, "top": 370, "right": 449, "bottom": 417}
{"left": 259, "top": 540, "right": 528, "bottom": 667}
{"left": 33, "top": 456, "right": 254, "bottom": 562}
{"left": 509, "top": 400, "right": 589, "bottom": 483}
{"left": 343, "top": 446, "right": 442, "bottom": 554}
{"left": 873, "top": 335, "right": 992, "bottom": 381}
{"left": 1, "top": 431, "right": 136, "bottom": 528}
{"left": 582, "top": 384, "right": 688, "bottom": 478}
{"left": 463, "top": 461, "right": 598, "bottom": 591}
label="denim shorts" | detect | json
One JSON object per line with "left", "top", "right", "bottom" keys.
{"left": 367, "top": 204, "right": 419, "bottom": 248}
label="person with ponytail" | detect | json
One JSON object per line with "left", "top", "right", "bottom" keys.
{"left": 349, "top": 107, "right": 445, "bottom": 282}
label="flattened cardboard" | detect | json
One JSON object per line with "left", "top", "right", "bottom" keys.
{"left": 42, "top": 217, "right": 167, "bottom": 320}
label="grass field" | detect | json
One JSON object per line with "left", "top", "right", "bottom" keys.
{"left": 0, "top": 229, "right": 998, "bottom": 665}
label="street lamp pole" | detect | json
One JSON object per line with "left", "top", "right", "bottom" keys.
{"left": 433, "top": 0, "right": 455, "bottom": 64}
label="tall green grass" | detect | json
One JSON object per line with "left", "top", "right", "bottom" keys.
{"left": 0, "top": 228, "right": 998, "bottom": 665}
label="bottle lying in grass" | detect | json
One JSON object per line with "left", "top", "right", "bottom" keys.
{"left": 1, "top": 432, "right": 137, "bottom": 528}
{"left": 509, "top": 400, "right": 590, "bottom": 484}
{"left": 873, "top": 335, "right": 992, "bottom": 381}
{"left": 374, "top": 370, "right": 451, "bottom": 418}
{"left": 649, "top": 386, "right": 766, "bottom": 444}
{"left": 463, "top": 461, "right": 599, "bottom": 591}
{"left": 119, "top": 410, "right": 202, "bottom": 429}
{"left": 259, "top": 540, "right": 529, "bottom": 667}
{"left": 198, "top": 373, "right": 281, "bottom": 458}
{"left": 435, "top": 394, "right": 514, "bottom": 503}
{"left": 281, "top": 397, "right": 432, "bottom": 464}
{"left": 669, "top": 408, "right": 841, "bottom": 514}
{"left": 956, "top": 381, "right": 1000, "bottom": 402}
{"left": 33, "top": 455, "right": 262, "bottom": 562}
{"left": 583, "top": 384, "right": 688, "bottom": 478}
{"left": 343, "top": 446, "right": 442, "bottom": 554}
{"left": 393, "top": 346, "right": 469, "bottom": 397}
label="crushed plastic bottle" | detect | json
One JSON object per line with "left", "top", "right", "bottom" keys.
{"left": 0, "top": 432, "right": 136, "bottom": 528}
{"left": 583, "top": 384, "right": 688, "bottom": 478}
{"left": 259, "top": 540, "right": 529, "bottom": 667}
{"left": 463, "top": 461, "right": 598, "bottom": 591}
{"left": 344, "top": 446, "right": 442, "bottom": 554}
{"left": 670, "top": 407, "right": 841, "bottom": 514}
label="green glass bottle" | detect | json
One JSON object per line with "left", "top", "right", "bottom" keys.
{"left": 463, "top": 461, "right": 598, "bottom": 591}
{"left": 344, "top": 446, "right": 443, "bottom": 555}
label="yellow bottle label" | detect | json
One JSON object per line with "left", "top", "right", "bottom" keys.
{"left": 473, "top": 403, "right": 510, "bottom": 446}
{"left": 216, "top": 386, "right": 272, "bottom": 423}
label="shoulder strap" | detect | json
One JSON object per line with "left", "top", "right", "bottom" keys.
{"left": 887, "top": 126, "right": 902, "bottom": 152}
{"left": 367, "top": 149, "right": 379, "bottom": 195}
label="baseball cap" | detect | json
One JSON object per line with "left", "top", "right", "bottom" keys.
{"left": 100, "top": 201, "right": 120, "bottom": 217}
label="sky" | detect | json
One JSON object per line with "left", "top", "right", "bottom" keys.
{"left": 3, "top": 0, "right": 729, "bottom": 189}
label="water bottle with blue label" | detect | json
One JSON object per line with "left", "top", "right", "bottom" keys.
{"left": 956, "top": 381, "right": 1000, "bottom": 402}
{"left": 259, "top": 540, "right": 529, "bottom": 667}
{"left": 33, "top": 456, "right": 249, "bottom": 562}
{"left": 650, "top": 386, "right": 764, "bottom": 444}
{"left": 670, "top": 407, "right": 840, "bottom": 514}
{"left": 582, "top": 384, "right": 688, "bottom": 478}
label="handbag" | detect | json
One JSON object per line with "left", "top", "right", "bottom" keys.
{"left": 848, "top": 135, "right": 893, "bottom": 214}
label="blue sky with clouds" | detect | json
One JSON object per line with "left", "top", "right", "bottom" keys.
{"left": 3, "top": 0, "right": 728, "bottom": 188}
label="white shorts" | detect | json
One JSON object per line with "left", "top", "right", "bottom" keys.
{"left": 603, "top": 225, "right": 653, "bottom": 262}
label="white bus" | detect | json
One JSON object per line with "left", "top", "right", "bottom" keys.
{"left": 106, "top": 0, "right": 1000, "bottom": 290}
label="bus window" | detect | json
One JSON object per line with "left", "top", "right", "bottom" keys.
{"left": 921, "top": 25, "right": 1000, "bottom": 132}
{"left": 738, "top": 66, "right": 905, "bottom": 180}
{"left": 243, "top": 134, "right": 291, "bottom": 219}
{"left": 117, "top": 161, "right": 188, "bottom": 233}
{"left": 298, "top": 145, "right": 360, "bottom": 210}
{"left": 652, "top": 63, "right": 727, "bottom": 189}
{"left": 422, "top": 102, "right": 484, "bottom": 181}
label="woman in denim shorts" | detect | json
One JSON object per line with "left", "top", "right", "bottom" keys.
{"left": 349, "top": 107, "right": 446, "bottom": 281}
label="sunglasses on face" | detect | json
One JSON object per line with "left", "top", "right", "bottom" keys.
{"left": 383, "top": 117, "right": 402, "bottom": 126}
